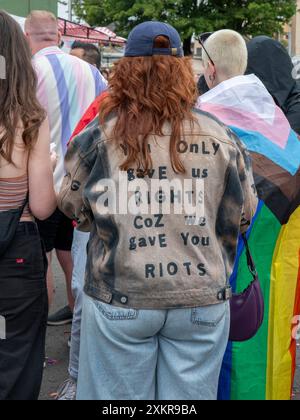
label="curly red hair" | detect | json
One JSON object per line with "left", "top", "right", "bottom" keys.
{"left": 99, "top": 36, "right": 198, "bottom": 174}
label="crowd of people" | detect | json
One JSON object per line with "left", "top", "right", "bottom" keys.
{"left": 0, "top": 9, "right": 299, "bottom": 401}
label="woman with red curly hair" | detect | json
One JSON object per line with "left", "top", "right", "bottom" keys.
{"left": 59, "top": 22, "right": 257, "bottom": 400}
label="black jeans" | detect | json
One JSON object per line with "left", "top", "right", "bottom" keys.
{"left": 0, "top": 223, "right": 48, "bottom": 400}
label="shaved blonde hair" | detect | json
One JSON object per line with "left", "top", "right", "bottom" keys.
{"left": 25, "top": 10, "right": 58, "bottom": 43}
{"left": 203, "top": 29, "right": 248, "bottom": 79}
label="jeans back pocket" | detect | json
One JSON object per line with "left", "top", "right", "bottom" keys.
{"left": 191, "top": 303, "right": 227, "bottom": 327}
{"left": 94, "top": 300, "right": 139, "bottom": 321}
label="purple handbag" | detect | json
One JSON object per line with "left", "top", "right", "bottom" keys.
{"left": 229, "top": 235, "right": 265, "bottom": 342}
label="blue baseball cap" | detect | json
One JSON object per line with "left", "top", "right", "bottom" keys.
{"left": 125, "top": 21, "right": 183, "bottom": 58}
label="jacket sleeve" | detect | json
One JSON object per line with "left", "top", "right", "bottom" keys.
{"left": 236, "top": 140, "right": 259, "bottom": 233}
{"left": 58, "top": 118, "right": 100, "bottom": 232}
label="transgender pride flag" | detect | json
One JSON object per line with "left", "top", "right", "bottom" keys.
{"left": 197, "top": 74, "right": 300, "bottom": 400}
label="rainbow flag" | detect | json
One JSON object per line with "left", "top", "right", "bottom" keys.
{"left": 197, "top": 74, "right": 300, "bottom": 400}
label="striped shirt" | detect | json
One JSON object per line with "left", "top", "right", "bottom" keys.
{"left": 0, "top": 175, "right": 30, "bottom": 217}
{"left": 33, "top": 46, "right": 107, "bottom": 192}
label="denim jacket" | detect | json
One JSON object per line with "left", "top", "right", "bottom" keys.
{"left": 58, "top": 109, "right": 258, "bottom": 309}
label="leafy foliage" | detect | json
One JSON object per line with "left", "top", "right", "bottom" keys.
{"left": 73, "top": 0, "right": 297, "bottom": 54}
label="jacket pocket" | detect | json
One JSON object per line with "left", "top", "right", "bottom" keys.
{"left": 94, "top": 300, "right": 139, "bottom": 321}
{"left": 191, "top": 302, "right": 227, "bottom": 327}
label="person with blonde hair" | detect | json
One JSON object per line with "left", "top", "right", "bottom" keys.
{"left": 197, "top": 30, "right": 300, "bottom": 400}
{"left": 59, "top": 21, "right": 257, "bottom": 400}
{"left": 201, "top": 29, "right": 248, "bottom": 89}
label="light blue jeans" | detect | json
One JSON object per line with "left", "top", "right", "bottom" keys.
{"left": 77, "top": 294, "right": 230, "bottom": 400}
{"left": 69, "top": 229, "right": 89, "bottom": 381}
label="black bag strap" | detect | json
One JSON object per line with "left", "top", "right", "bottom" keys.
{"left": 19, "top": 192, "right": 29, "bottom": 218}
{"left": 242, "top": 233, "right": 258, "bottom": 278}
{"left": 218, "top": 232, "right": 258, "bottom": 301}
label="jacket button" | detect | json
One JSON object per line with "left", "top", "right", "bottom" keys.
{"left": 120, "top": 297, "right": 128, "bottom": 304}
{"left": 71, "top": 181, "right": 81, "bottom": 191}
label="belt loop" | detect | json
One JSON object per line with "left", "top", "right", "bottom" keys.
{"left": 217, "top": 286, "right": 232, "bottom": 302}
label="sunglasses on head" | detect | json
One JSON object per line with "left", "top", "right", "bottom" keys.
{"left": 197, "top": 32, "right": 215, "bottom": 66}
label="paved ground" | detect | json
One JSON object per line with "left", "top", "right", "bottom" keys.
{"left": 39, "top": 258, "right": 70, "bottom": 401}
{"left": 40, "top": 258, "right": 300, "bottom": 401}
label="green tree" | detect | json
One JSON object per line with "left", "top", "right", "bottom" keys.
{"left": 73, "top": 0, "right": 297, "bottom": 55}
